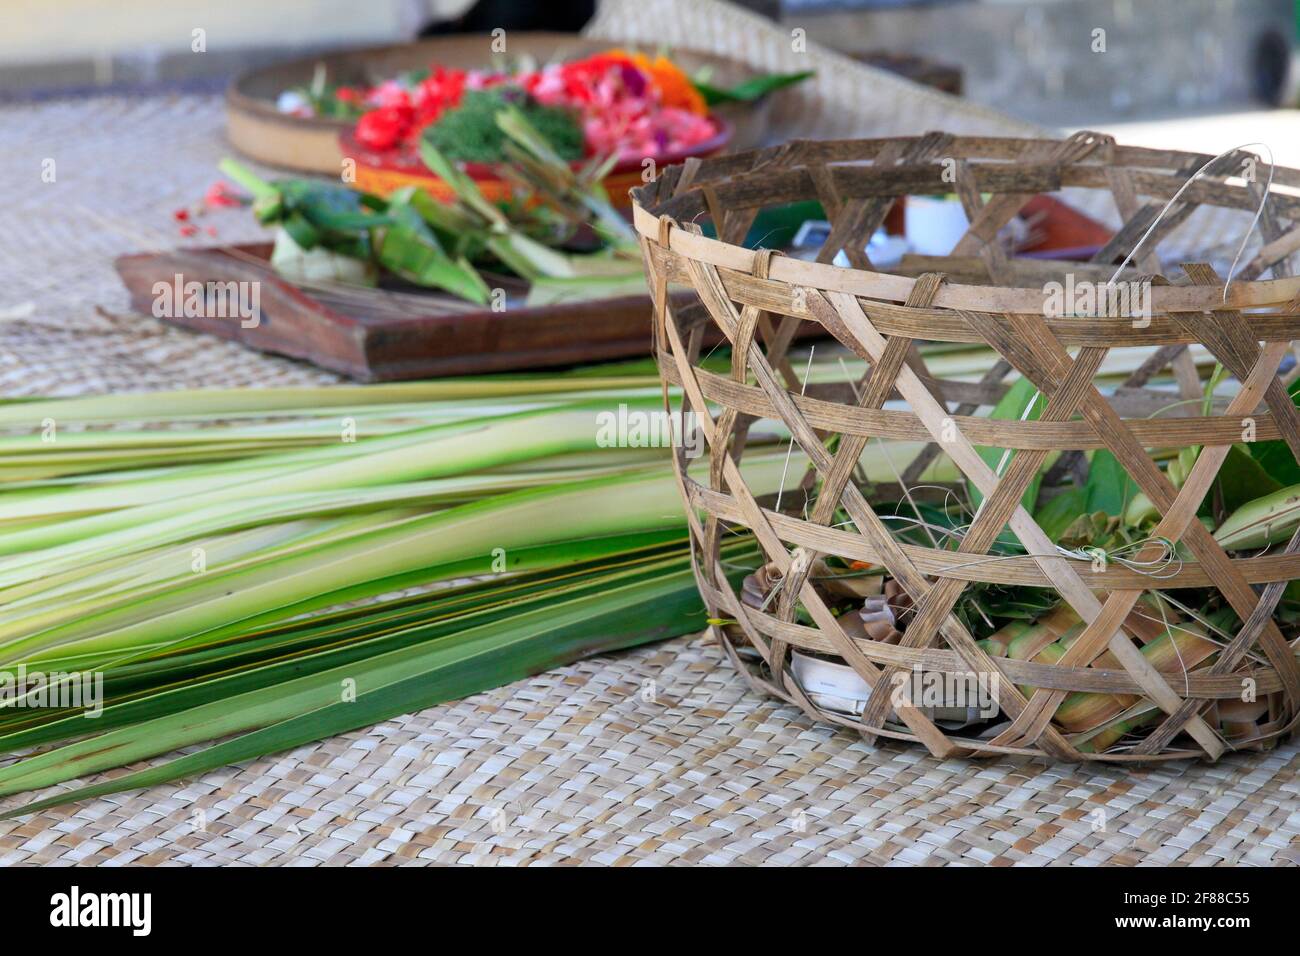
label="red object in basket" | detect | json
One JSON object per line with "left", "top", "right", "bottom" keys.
{"left": 885, "top": 194, "right": 1112, "bottom": 251}
{"left": 1018, "top": 194, "right": 1113, "bottom": 257}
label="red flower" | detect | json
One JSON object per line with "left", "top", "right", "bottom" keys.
{"left": 369, "top": 82, "right": 413, "bottom": 110}
{"left": 173, "top": 208, "right": 190, "bottom": 221}
{"left": 335, "top": 86, "right": 361, "bottom": 104}
{"left": 410, "top": 67, "right": 467, "bottom": 138}
{"left": 204, "top": 181, "right": 243, "bottom": 209}
{"left": 355, "top": 105, "right": 411, "bottom": 151}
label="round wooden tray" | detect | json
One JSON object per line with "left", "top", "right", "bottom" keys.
{"left": 226, "top": 33, "right": 772, "bottom": 175}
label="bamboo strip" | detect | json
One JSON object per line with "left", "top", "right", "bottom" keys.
{"left": 657, "top": 360, "right": 1287, "bottom": 448}
{"left": 683, "top": 478, "right": 1300, "bottom": 589}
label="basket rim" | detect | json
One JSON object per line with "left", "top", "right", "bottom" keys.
{"left": 631, "top": 203, "right": 1300, "bottom": 313}
{"left": 630, "top": 134, "right": 1300, "bottom": 314}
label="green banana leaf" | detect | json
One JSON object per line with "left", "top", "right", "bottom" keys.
{"left": 693, "top": 70, "right": 815, "bottom": 105}
{"left": 0, "top": 543, "right": 754, "bottom": 817}
{"left": 969, "top": 376, "right": 1044, "bottom": 518}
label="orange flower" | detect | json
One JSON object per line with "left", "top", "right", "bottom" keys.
{"left": 641, "top": 54, "right": 708, "bottom": 115}
{"left": 600, "top": 48, "right": 708, "bottom": 116}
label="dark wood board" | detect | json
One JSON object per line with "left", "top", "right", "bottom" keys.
{"left": 115, "top": 243, "right": 675, "bottom": 382}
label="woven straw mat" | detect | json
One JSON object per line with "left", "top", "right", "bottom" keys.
{"left": 0, "top": 88, "right": 1296, "bottom": 866}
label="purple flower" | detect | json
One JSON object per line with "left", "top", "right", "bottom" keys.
{"left": 619, "top": 63, "right": 647, "bottom": 97}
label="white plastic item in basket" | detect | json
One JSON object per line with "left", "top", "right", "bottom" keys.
{"left": 790, "top": 651, "right": 986, "bottom": 729}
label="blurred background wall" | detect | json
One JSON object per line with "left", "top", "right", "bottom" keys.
{"left": 790, "top": 0, "right": 1295, "bottom": 124}
{"left": 0, "top": 0, "right": 417, "bottom": 91}
{"left": 1, "top": 0, "right": 1295, "bottom": 125}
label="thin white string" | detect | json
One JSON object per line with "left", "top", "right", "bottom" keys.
{"left": 991, "top": 390, "right": 1041, "bottom": 479}
{"left": 973, "top": 389, "right": 1040, "bottom": 523}
{"left": 972, "top": 144, "right": 1277, "bottom": 528}
{"left": 875, "top": 511, "right": 1183, "bottom": 579}
{"left": 835, "top": 354, "right": 939, "bottom": 548}
{"left": 1107, "top": 141, "right": 1276, "bottom": 301}
{"left": 1149, "top": 592, "right": 1192, "bottom": 697}
{"left": 774, "top": 346, "right": 815, "bottom": 515}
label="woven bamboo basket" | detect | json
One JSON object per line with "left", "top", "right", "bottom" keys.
{"left": 631, "top": 132, "right": 1300, "bottom": 762}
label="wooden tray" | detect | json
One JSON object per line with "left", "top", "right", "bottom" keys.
{"left": 226, "top": 33, "right": 772, "bottom": 175}
{"left": 115, "top": 242, "right": 678, "bottom": 381}
{"left": 114, "top": 187, "right": 1102, "bottom": 381}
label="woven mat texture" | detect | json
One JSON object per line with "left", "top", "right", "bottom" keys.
{"left": 0, "top": 94, "right": 339, "bottom": 395}
{"left": 0, "top": 91, "right": 1296, "bottom": 866}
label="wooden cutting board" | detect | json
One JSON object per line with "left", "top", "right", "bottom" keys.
{"left": 115, "top": 242, "right": 682, "bottom": 382}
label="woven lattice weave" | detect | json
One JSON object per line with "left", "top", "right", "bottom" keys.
{"left": 632, "top": 132, "right": 1300, "bottom": 763}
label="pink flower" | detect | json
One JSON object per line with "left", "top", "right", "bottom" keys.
{"left": 204, "top": 181, "right": 243, "bottom": 208}
{"left": 368, "top": 80, "right": 412, "bottom": 110}
{"left": 466, "top": 69, "right": 507, "bottom": 90}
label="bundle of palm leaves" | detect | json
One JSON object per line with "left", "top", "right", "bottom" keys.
{"left": 0, "top": 339, "right": 1224, "bottom": 813}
